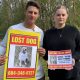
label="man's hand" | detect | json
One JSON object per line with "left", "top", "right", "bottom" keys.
{"left": 37, "top": 47, "right": 45, "bottom": 57}
{"left": 0, "top": 55, "right": 6, "bottom": 66}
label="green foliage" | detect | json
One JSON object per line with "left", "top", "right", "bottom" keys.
{"left": 0, "top": 0, "right": 25, "bottom": 35}
{"left": 38, "top": 0, "right": 80, "bottom": 30}
{"left": 0, "top": 0, "right": 80, "bottom": 35}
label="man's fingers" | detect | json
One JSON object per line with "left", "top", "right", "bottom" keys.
{"left": 0, "top": 55, "right": 7, "bottom": 66}
{"left": 0, "top": 60, "right": 5, "bottom": 66}
{"left": 37, "top": 48, "right": 46, "bottom": 57}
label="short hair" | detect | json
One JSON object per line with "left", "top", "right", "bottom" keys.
{"left": 25, "top": 1, "right": 40, "bottom": 11}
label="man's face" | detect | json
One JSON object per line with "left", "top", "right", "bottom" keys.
{"left": 25, "top": 6, "right": 39, "bottom": 25}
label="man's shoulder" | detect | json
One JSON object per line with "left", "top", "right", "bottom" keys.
{"left": 36, "top": 26, "right": 43, "bottom": 31}
{"left": 35, "top": 26, "right": 43, "bottom": 33}
{"left": 9, "top": 23, "right": 23, "bottom": 29}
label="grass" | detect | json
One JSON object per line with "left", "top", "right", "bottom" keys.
{"left": 0, "top": 65, "right": 4, "bottom": 80}
{"left": 41, "top": 57, "right": 49, "bottom": 80}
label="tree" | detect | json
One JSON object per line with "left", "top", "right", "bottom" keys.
{"left": 0, "top": 0, "right": 80, "bottom": 36}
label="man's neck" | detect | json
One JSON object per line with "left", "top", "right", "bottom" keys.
{"left": 24, "top": 22, "right": 35, "bottom": 29}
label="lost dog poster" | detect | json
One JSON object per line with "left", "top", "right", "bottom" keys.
{"left": 4, "top": 30, "right": 40, "bottom": 80}
{"left": 48, "top": 50, "right": 73, "bottom": 70}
